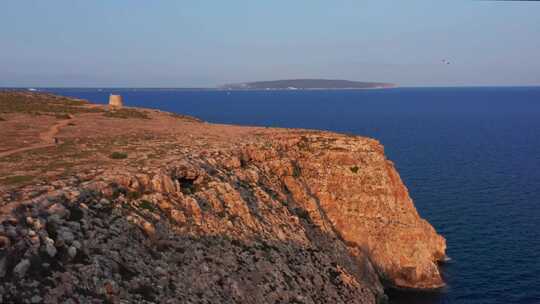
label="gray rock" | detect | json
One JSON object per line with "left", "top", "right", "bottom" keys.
{"left": 6, "top": 227, "right": 17, "bottom": 238}
{"left": 38, "top": 198, "right": 54, "bottom": 210}
{"left": 28, "top": 280, "right": 39, "bottom": 288}
{"left": 29, "top": 235, "right": 40, "bottom": 246}
{"left": 47, "top": 203, "right": 69, "bottom": 218}
{"left": 13, "top": 259, "right": 30, "bottom": 278}
{"left": 47, "top": 214, "right": 63, "bottom": 225}
{"left": 26, "top": 217, "right": 34, "bottom": 225}
{"left": 68, "top": 246, "right": 77, "bottom": 259}
{"left": 156, "top": 266, "right": 167, "bottom": 276}
{"left": 54, "top": 239, "right": 65, "bottom": 248}
{"left": 0, "top": 257, "right": 6, "bottom": 278}
{"left": 72, "top": 240, "right": 82, "bottom": 250}
{"left": 20, "top": 228, "right": 28, "bottom": 237}
{"left": 45, "top": 243, "right": 57, "bottom": 257}
{"left": 44, "top": 236, "right": 54, "bottom": 245}
{"left": 30, "top": 295, "right": 42, "bottom": 303}
{"left": 59, "top": 229, "right": 75, "bottom": 244}
{"left": 65, "top": 221, "right": 81, "bottom": 231}
{"left": 31, "top": 209, "right": 40, "bottom": 217}
{"left": 32, "top": 218, "right": 44, "bottom": 231}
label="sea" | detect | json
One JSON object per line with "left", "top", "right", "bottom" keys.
{"left": 43, "top": 87, "right": 540, "bottom": 304}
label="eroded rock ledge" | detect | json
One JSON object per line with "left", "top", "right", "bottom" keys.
{"left": 0, "top": 97, "right": 445, "bottom": 303}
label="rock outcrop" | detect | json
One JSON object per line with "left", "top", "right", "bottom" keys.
{"left": 0, "top": 93, "right": 446, "bottom": 303}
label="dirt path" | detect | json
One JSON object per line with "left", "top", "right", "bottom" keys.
{"left": 0, "top": 118, "right": 72, "bottom": 159}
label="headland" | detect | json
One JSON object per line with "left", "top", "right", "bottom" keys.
{"left": 0, "top": 91, "right": 444, "bottom": 303}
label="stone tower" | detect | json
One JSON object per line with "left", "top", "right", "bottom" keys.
{"left": 109, "top": 94, "right": 123, "bottom": 109}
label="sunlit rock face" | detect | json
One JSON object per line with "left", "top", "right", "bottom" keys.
{"left": 237, "top": 133, "right": 447, "bottom": 290}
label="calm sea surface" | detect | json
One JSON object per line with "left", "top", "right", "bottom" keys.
{"left": 45, "top": 87, "right": 540, "bottom": 304}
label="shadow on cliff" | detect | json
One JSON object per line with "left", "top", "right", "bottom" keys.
{"left": 385, "top": 262, "right": 450, "bottom": 304}
{"left": 385, "top": 288, "right": 446, "bottom": 304}
{"left": 0, "top": 210, "right": 378, "bottom": 303}
{"left": 219, "top": 189, "right": 383, "bottom": 301}
{"left": 158, "top": 233, "right": 380, "bottom": 303}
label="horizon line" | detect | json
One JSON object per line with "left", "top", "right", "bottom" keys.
{"left": 3, "top": 84, "right": 540, "bottom": 89}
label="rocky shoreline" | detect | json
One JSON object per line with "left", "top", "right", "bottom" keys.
{"left": 0, "top": 92, "right": 446, "bottom": 303}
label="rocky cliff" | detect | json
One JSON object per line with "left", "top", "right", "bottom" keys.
{"left": 0, "top": 92, "right": 445, "bottom": 303}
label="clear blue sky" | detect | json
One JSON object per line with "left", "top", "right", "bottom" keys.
{"left": 1, "top": 1, "right": 539, "bottom": 87}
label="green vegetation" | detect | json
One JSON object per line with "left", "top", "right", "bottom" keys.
{"left": 292, "top": 163, "right": 301, "bottom": 177}
{"left": 169, "top": 112, "right": 201, "bottom": 122}
{"left": 104, "top": 108, "right": 149, "bottom": 119}
{"left": 0, "top": 91, "right": 102, "bottom": 115}
{"left": 139, "top": 200, "right": 156, "bottom": 212}
{"left": 39, "top": 160, "right": 76, "bottom": 174}
{"left": 350, "top": 166, "right": 359, "bottom": 174}
{"left": 110, "top": 152, "right": 128, "bottom": 159}
{"left": 0, "top": 175, "right": 34, "bottom": 185}
{"left": 54, "top": 113, "right": 72, "bottom": 119}
{"left": 127, "top": 190, "right": 142, "bottom": 200}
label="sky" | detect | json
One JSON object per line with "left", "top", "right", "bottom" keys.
{"left": 1, "top": 1, "right": 539, "bottom": 87}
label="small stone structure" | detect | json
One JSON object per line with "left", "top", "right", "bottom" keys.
{"left": 109, "top": 94, "right": 123, "bottom": 109}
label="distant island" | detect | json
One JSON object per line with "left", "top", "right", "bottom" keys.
{"left": 221, "top": 79, "right": 395, "bottom": 90}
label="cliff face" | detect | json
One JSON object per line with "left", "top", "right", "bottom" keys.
{"left": 0, "top": 93, "right": 445, "bottom": 303}
{"left": 273, "top": 134, "right": 447, "bottom": 290}
{"left": 235, "top": 133, "right": 446, "bottom": 290}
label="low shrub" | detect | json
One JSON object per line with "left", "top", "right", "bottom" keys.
{"left": 110, "top": 152, "right": 128, "bottom": 159}
{"left": 0, "top": 175, "right": 34, "bottom": 185}
{"left": 104, "top": 109, "right": 149, "bottom": 119}
{"left": 0, "top": 91, "right": 101, "bottom": 115}
{"left": 139, "top": 200, "right": 156, "bottom": 212}
{"left": 54, "top": 113, "right": 72, "bottom": 119}
{"left": 292, "top": 163, "right": 301, "bottom": 177}
{"left": 350, "top": 166, "right": 359, "bottom": 174}
{"left": 127, "top": 191, "right": 142, "bottom": 200}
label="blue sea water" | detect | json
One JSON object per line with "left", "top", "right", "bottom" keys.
{"left": 44, "top": 87, "right": 540, "bottom": 304}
